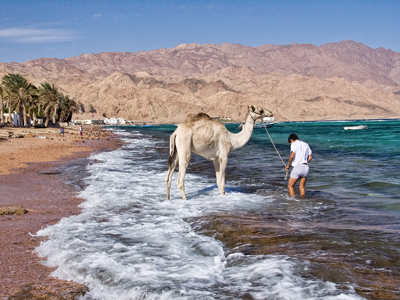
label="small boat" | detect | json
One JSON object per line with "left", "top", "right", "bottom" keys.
{"left": 254, "top": 116, "right": 275, "bottom": 128}
{"left": 344, "top": 125, "right": 368, "bottom": 130}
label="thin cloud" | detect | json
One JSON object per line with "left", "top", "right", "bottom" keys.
{"left": 92, "top": 13, "right": 127, "bottom": 21}
{"left": 0, "top": 27, "right": 79, "bottom": 43}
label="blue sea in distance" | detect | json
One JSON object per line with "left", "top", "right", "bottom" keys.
{"left": 36, "top": 120, "right": 400, "bottom": 300}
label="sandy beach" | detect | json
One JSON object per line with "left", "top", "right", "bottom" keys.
{"left": 0, "top": 125, "right": 121, "bottom": 299}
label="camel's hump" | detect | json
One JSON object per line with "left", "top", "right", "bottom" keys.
{"left": 184, "top": 112, "right": 212, "bottom": 122}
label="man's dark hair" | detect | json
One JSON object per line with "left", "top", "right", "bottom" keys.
{"left": 288, "top": 134, "right": 299, "bottom": 143}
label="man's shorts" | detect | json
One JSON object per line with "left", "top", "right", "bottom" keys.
{"left": 290, "top": 164, "right": 309, "bottom": 179}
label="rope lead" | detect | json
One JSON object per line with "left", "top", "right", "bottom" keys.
{"left": 262, "top": 122, "right": 289, "bottom": 180}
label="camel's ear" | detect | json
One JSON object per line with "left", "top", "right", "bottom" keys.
{"left": 251, "top": 105, "right": 255, "bottom": 111}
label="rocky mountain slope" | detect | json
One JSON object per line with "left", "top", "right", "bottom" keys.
{"left": 1, "top": 40, "right": 400, "bottom": 122}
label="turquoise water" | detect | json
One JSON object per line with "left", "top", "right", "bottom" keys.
{"left": 249, "top": 120, "right": 400, "bottom": 218}
{"left": 148, "top": 120, "right": 400, "bottom": 296}
{"left": 36, "top": 120, "right": 400, "bottom": 299}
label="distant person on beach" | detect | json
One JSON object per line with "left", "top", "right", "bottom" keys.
{"left": 79, "top": 126, "right": 83, "bottom": 136}
{"left": 285, "top": 134, "right": 312, "bottom": 196}
{"left": 60, "top": 127, "right": 64, "bottom": 136}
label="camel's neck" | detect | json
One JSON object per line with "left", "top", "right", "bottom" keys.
{"left": 229, "top": 112, "right": 256, "bottom": 150}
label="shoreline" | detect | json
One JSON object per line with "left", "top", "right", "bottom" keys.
{"left": 99, "top": 116, "right": 400, "bottom": 127}
{"left": 0, "top": 125, "right": 122, "bottom": 298}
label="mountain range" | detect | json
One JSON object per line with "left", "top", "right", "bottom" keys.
{"left": 1, "top": 40, "right": 400, "bottom": 122}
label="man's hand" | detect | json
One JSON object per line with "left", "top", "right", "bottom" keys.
{"left": 286, "top": 152, "right": 295, "bottom": 170}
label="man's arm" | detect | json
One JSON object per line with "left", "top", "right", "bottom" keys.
{"left": 307, "top": 154, "right": 312, "bottom": 163}
{"left": 285, "top": 152, "right": 295, "bottom": 170}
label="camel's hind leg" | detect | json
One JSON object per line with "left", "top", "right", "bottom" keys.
{"left": 165, "top": 154, "right": 178, "bottom": 200}
{"left": 176, "top": 150, "right": 191, "bottom": 200}
{"left": 175, "top": 134, "right": 192, "bottom": 200}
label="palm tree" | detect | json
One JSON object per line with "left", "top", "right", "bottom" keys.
{"left": 58, "top": 93, "right": 79, "bottom": 123}
{"left": 26, "top": 91, "right": 40, "bottom": 122}
{"left": 38, "top": 82, "right": 60, "bottom": 127}
{"left": 2, "top": 73, "right": 36, "bottom": 127}
{"left": 2, "top": 82, "right": 13, "bottom": 124}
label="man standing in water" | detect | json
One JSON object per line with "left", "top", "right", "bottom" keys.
{"left": 285, "top": 134, "right": 312, "bottom": 196}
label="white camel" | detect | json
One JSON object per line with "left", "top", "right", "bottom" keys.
{"left": 165, "top": 106, "right": 272, "bottom": 200}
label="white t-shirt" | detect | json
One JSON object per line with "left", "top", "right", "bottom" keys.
{"left": 290, "top": 140, "right": 312, "bottom": 167}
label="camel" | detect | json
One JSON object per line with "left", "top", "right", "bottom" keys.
{"left": 166, "top": 106, "right": 272, "bottom": 200}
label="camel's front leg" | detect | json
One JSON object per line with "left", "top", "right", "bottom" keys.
{"left": 214, "top": 157, "right": 228, "bottom": 195}
{"left": 213, "top": 160, "right": 222, "bottom": 193}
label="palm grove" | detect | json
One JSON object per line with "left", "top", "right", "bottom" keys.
{"left": 0, "top": 73, "right": 79, "bottom": 127}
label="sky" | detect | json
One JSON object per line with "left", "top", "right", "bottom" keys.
{"left": 0, "top": 0, "right": 399, "bottom": 63}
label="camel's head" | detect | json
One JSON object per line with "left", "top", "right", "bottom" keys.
{"left": 248, "top": 105, "right": 273, "bottom": 120}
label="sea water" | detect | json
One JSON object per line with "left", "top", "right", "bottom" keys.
{"left": 36, "top": 120, "right": 400, "bottom": 300}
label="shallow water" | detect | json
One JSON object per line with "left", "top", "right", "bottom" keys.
{"left": 36, "top": 120, "right": 400, "bottom": 299}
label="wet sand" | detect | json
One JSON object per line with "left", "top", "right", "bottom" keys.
{"left": 0, "top": 126, "right": 121, "bottom": 299}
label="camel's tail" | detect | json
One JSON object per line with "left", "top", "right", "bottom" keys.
{"left": 166, "top": 132, "right": 178, "bottom": 200}
{"left": 168, "top": 132, "right": 177, "bottom": 167}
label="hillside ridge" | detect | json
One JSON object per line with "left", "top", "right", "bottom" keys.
{"left": 1, "top": 41, "right": 400, "bottom": 122}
